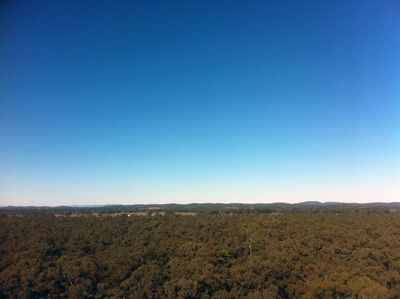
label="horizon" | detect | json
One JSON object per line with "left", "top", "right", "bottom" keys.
{"left": 2, "top": 200, "right": 400, "bottom": 209}
{"left": 1, "top": 1, "right": 399, "bottom": 206}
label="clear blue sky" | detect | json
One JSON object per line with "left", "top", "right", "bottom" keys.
{"left": 1, "top": 0, "right": 399, "bottom": 206}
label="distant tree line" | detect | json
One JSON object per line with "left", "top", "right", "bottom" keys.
{"left": 2, "top": 202, "right": 398, "bottom": 216}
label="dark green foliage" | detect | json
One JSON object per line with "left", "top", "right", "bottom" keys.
{"left": 0, "top": 209, "right": 399, "bottom": 298}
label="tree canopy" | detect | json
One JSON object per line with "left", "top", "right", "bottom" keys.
{"left": 0, "top": 207, "right": 399, "bottom": 298}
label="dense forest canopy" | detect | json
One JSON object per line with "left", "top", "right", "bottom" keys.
{"left": 1, "top": 205, "right": 399, "bottom": 298}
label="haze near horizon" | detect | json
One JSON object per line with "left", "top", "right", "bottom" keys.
{"left": 1, "top": 0, "right": 399, "bottom": 206}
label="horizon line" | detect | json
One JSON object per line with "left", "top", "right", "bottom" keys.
{"left": 2, "top": 201, "right": 400, "bottom": 208}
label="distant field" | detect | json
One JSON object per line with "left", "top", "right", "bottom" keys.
{"left": 54, "top": 211, "right": 197, "bottom": 217}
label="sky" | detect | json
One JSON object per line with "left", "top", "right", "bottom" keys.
{"left": 1, "top": 0, "right": 399, "bottom": 206}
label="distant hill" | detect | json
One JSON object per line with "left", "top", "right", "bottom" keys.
{"left": 1, "top": 201, "right": 399, "bottom": 214}
{"left": 298, "top": 201, "right": 322, "bottom": 205}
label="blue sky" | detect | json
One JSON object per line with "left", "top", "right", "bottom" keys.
{"left": 1, "top": 0, "right": 399, "bottom": 206}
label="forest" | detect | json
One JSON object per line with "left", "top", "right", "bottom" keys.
{"left": 1, "top": 205, "right": 399, "bottom": 298}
